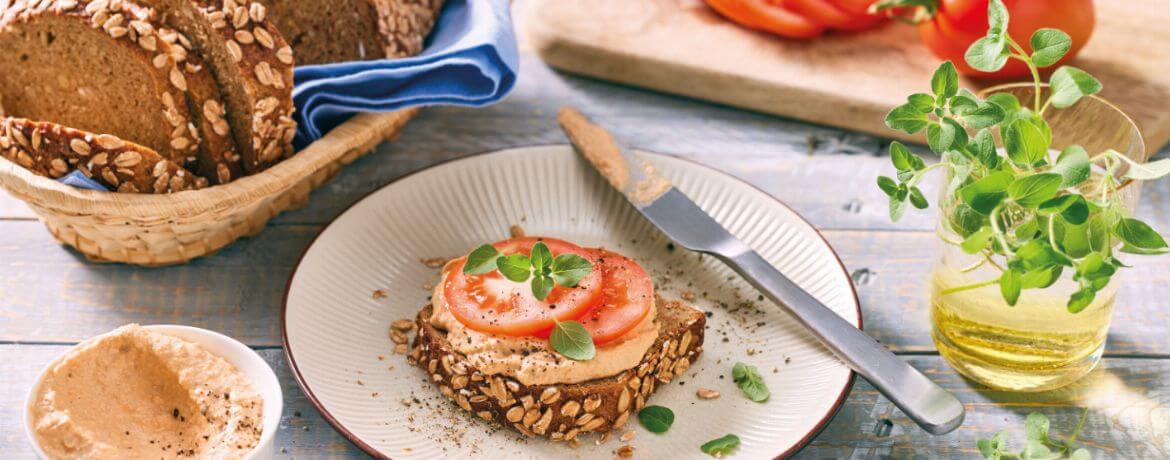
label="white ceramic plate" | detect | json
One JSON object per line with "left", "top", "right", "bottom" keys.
{"left": 283, "top": 146, "right": 860, "bottom": 459}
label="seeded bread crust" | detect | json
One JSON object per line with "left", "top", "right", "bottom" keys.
{"left": 0, "top": 0, "right": 199, "bottom": 165}
{"left": 1, "top": 117, "right": 207, "bottom": 193}
{"left": 258, "top": 0, "right": 442, "bottom": 65}
{"left": 196, "top": 0, "right": 296, "bottom": 173}
{"left": 159, "top": 26, "right": 242, "bottom": 185}
{"left": 410, "top": 298, "right": 705, "bottom": 441}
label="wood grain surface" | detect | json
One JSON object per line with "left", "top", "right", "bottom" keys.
{"left": 523, "top": 0, "right": 1170, "bottom": 152}
{"left": 1, "top": 15, "right": 1168, "bottom": 457}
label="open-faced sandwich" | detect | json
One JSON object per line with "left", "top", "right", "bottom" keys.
{"left": 407, "top": 236, "right": 705, "bottom": 441}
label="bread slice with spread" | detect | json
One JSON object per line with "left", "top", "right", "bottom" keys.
{"left": 408, "top": 237, "right": 706, "bottom": 441}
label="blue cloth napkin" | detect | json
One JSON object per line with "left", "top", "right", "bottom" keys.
{"left": 57, "top": 0, "right": 518, "bottom": 190}
{"left": 292, "top": 0, "right": 518, "bottom": 146}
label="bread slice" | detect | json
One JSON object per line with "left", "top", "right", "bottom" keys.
{"left": 159, "top": 27, "right": 242, "bottom": 184}
{"left": 138, "top": 0, "right": 296, "bottom": 174}
{"left": 258, "top": 0, "right": 443, "bottom": 65}
{"left": 0, "top": 0, "right": 200, "bottom": 165}
{"left": 1, "top": 117, "right": 208, "bottom": 193}
{"left": 409, "top": 298, "right": 705, "bottom": 441}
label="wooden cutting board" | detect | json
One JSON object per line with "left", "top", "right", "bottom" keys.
{"left": 521, "top": 0, "right": 1170, "bottom": 152}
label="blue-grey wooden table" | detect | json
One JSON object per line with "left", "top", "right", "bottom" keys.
{"left": 3, "top": 35, "right": 1170, "bottom": 460}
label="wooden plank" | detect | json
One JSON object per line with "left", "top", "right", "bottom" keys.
{"left": 3, "top": 345, "right": 1166, "bottom": 458}
{"left": 3, "top": 222, "right": 1168, "bottom": 357}
{"left": 522, "top": 0, "right": 1170, "bottom": 152}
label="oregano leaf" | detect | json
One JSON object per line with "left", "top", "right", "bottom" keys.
{"left": 732, "top": 362, "right": 770, "bottom": 403}
{"left": 497, "top": 253, "right": 533, "bottom": 282}
{"left": 637, "top": 406, "right": 675, "bottom": 434}
{"left": 966, "top": 35, "right": 1009, "bottom": 72}
{"left": 1000, "top": 268, "right": 1022, "bottom": 306}
{"left": 1007, "top": 173, "right": 1062, "bottom": 208}
{"left": 550, "top": 253, "right": 593, "bottom": 287}
{"left": 1029, "top": 28, "right": 1072, "bottom": 67}
{"left": 549, "top": 320, "right": 595, "bottom": 360}
{"left": 1050, "top": 66, "right": 1102, "bottom": 109}
{"left": 886, "top": 103, "right": 931, "bottom": 134}
{"left": 531, "top": 275, "right": 554, "bottom": 301}
{"left": 932, "top": 61, "right": 959, "bottom": 101}
{"left": 530, "top": 242, "right": 553, "bottom": 274}
{"left": 700, "top": 435, "right": 740, "bottom": 457}
{"left": 1051, "top": 145, "right": 1091, "bottom": 187}
{"left": 463, "top": 244, "right": 500, "bottom": 275}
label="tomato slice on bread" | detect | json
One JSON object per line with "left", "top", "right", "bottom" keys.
{"left": 443, "top": 237, "right": 603, "bottom": 336}
{"left": 575, "top": 249, "right": 655, "bottom": 345}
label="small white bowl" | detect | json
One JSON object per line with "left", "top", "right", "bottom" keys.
{"left": 24, "top": 325, "right": 283, "bottom": 459}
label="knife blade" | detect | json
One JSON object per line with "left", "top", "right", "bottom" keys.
{"left": 557, "top": 107, "right": 965, "bottom": 435}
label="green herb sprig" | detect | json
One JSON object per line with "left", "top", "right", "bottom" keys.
{"left": 878, "top": 0, "right": 1170, "bottom": 311}
{"left": 732, "top": 362, "right": 770, "bottom": 403}
{"left": 978, "top": 410, "right": 1091, "bottom": 460}
{"left": 548, "top": 319, "right": 595, "bottom": 361}
{"left": 701, "top": 434, "right": 741, "bottom": 457}
{"left": 637, "top": 405, "right": 675, "bottom": 433}
{"left": 462, "top": 241, "right": 594, "bottom": 301}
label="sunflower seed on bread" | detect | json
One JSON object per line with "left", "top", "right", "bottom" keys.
{"left": 0, "top": 117, "right": 207, "bottom": 193}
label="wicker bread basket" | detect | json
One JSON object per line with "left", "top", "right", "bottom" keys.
{"left": 0, "top": 109, "right": 417, "bottom": 266}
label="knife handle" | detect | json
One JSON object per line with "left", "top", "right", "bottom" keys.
{"left": 716, "top": 250, "right": 965, "bottom": 435}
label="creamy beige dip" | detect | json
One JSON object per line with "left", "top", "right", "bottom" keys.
{"left": 30, "top": 325, "right": 263, "bottom": 459}
{"left": 430, "top": 265, "right": 658, "bottom": 386}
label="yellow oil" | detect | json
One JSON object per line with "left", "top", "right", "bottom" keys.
{"left": 931, "top": 257, "right": 1114, "bottom": 392}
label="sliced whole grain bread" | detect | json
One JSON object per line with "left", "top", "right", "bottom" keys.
{"left": 158, "top": 26, "right": 242, "bottom": 184}
{"left": 258, "top": 0, "right": 442, "bottom": 65}
{"left": 409, "top": 298, "right": 705, "bottom": 441}
{"left": 138, "top": 0, "right": 296, "bottom": 174}
{"left": 0, "top": 0, "right": 200, "bottom": 166}
{"left": 0, "top": 117, "right": 208, "bottom": 193}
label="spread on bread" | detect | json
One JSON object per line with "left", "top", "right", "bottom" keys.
{"left": 408, "top": 236, "right": 706, "bottom": 440}
{"left": 0, "top": 0, "right": 443, "bottom": 192}
{"left": 29, "top": 325, "right": 263, "bottom": 459}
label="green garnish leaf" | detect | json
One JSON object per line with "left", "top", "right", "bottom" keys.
{"left": 549, "top": 320, "right": 595, "bottom": 360}
{"left": 877, "top": 176, "right": 899, "bottom": 197}
{"left": 1114, "top": 218, "right": 1169, "bottom": 254}
{"left": 732, "top": 362, "right": 770, "bottom": 403}
{"left": 932, "top": 61, "right": 959, "bottom": 101}
{"left": 969, "top": 129, "right": 998, "bottom": 168}
{"left": 909, "top": 186, "right": 929, "bottom": 210}
{"left": 966, "top": 35, "right": 1009, "bottom": 72}
{"left": 1029, "top": 28, "right": 1072, "bottom": 67}
{"left": 1068, "top": 287, "right": 1096, "bottom": 313}
{"left": 1051, "top": 145, "right": 1091, "bottom": 187}
{"left": 961, "top": 226, "right": 995, "bottom": 254}
{"left": 530, "top": 242, "right": 553, "bottom": 274}
{"left": 1007, "top": 173, "right": 1062, "bottom": 208}
{"left": 985, "top": 0, "right": 1008, "bottom": 33}
{"left": 700, "top": 434, "right": 741, "bottom": 457}
{"left": 1021, "top": 266, "right": 1062, "bottom": 289}
{"left": 977, "top": 410, "right": 1093, "bottom": 460}
{"left": 1049, "top": 66, "right": 1102, "bottom": 109}
{"left": 886, "top": 103, "right": 931, "bottom": 134}
{"left": 1004, "top": 119, "right": 1049, "bottom": 167}
{"left": 890, "top": 141, "right": 924, "bottom": 172}
{"left": 464, "top": 244, "right": 501, "bottom": 275}
{"left": 497, "top": 253, "right": 533, "bottom": 282}
{"left": 550, "top": 253, "right": 593, "bottom": 287}
{"left": 1039, "top": 195, "right": 1089, "bottom": 225}
{"left": 962, "top": 102, "right": 1007, "bottom": 129}
{"left": 959, "top": 171, "right": 1014, "bottom": 215}
{"left": 927, "top": 118, "right": 966, "bottom": 153}
{"left": 986, "top": 92, "right": 1021, "bottom": 114}
{"left": 1024, "top": 412, "right": 1050, "bottom": 441}
{"left": 907, "top": 93, "right": 935, "bottom": 112}
{"left": 531, "top": 275, "right": 555, "bottom": 301}
{"left": 637, "top": 405, "right": 675, "bottom": 433}
{"left": 1000, "top": 268, "right": 1022, "bottom": 306}
{"left": 889, "top": 193, "right": 908, "bottom": 222}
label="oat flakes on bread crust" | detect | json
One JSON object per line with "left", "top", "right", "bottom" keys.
{"left": 0, "top": 0, "right": 200, "bottom": 165}
{"left": 409, "top": 298, "right": 705, "bottom": 441}
{"left": 0, "top": 117, "right": 207, "bottom": 193}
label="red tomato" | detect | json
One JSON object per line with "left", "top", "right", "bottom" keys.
{"left": 575, "top": 250, "right": 655, "bottom": 345}
{"left": 828, "top": 0, "right": 879, "bottom": 16}
{"left": 915, "top": 0, "right": 1095, "bottom": 78}
{"left": 443, "top": 237, "right": 603, "bottom": 337}
{"left": 705, "top": 0, "right": 825, "bottom": 39}
{"left": 784, "top": 0, "right": 884, "bottom": 31}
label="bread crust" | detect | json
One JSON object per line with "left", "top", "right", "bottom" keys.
{"left": 1, "top": 117, "right": 207, "bottom": 193}
{"left": 409, "top": 299, "right": 705, "bottom": 441}
{"left": 0, "top": 0, "right": 199, "bottom": 165}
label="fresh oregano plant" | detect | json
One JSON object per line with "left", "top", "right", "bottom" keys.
{"left": 978, "top": 410, "right": 1091, "bottom": 460}
{"left": 878, "top": 0, "right": 1170, "bottom": 312}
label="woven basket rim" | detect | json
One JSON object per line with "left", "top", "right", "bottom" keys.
{"left": 0, "top": 110, "right": 416, "bottom": 220}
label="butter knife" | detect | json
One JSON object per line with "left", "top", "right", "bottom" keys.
{"left": 557, "top": 107, "right": 964, "bottom": 435}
